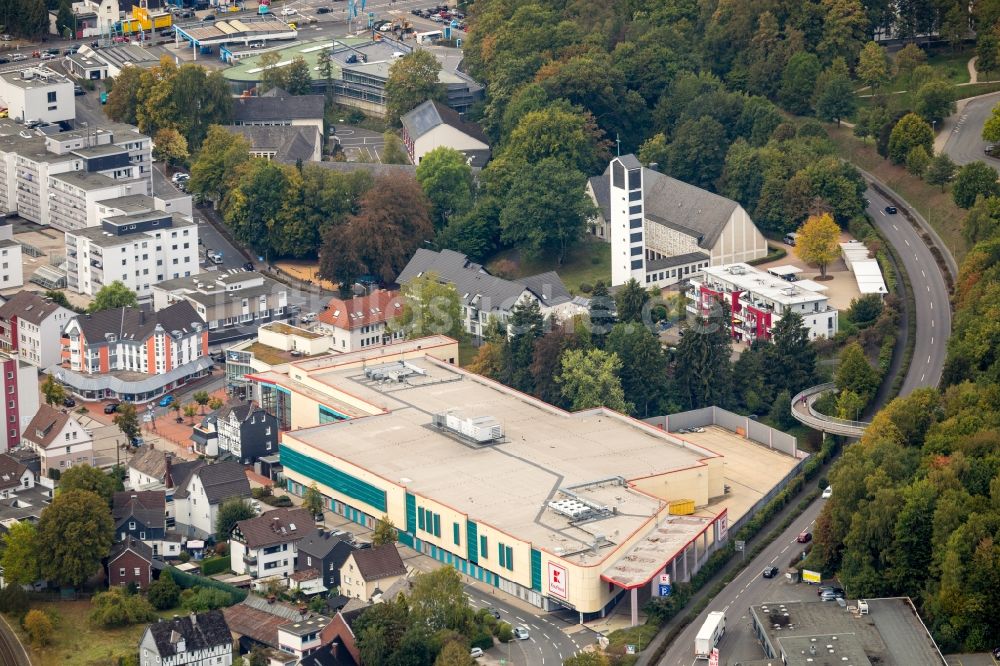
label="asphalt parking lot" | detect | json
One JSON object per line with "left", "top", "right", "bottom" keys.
{"left": 331, "top": 125, "right": 386, "bottom": 162}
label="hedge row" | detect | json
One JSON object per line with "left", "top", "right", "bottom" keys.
{"left": 166, "top": 566, "right": 247, "bottom": 607}
{"left": 199, "top": 555, "right": 231, "bottom": 578}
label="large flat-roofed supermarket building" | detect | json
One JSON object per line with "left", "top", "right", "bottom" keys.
{"left": 266, "top": 337, "right": 805, "bottom": 622}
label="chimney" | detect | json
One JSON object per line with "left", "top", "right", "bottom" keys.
{"left": 190, "top": 612, "right": 197, "bottom": 627}
{"left": 648, "top": 162, "right": 659, "bottom": 172}
{"left": 164, "top": 453, "right": 174, "bottom": 489}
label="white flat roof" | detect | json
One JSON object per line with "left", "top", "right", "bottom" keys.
{"left": 286, "top": 357, "right": 721, "bottom": 566}
{"left": 767, "top": 265, "right": 802, "bottom": 275}
{"left": 698, "top": 264, "right": 830, "bottom": 307}
{"left": 853, "top": 260, "right": 888, "bottom": 294}
{"left": 794, "top": 279, "right": 828, "bottom": 293}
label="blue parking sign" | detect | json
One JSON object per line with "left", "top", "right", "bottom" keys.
{"left": 659, "top": 584, "right": 671, "bottom": 596}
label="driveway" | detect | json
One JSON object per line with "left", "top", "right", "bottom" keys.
{"left": 940, "top": 91, "right": 1000, "bottom": 173}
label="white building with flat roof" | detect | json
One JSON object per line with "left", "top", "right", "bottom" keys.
{"left": 0, "top": 67, "right": 74, "bottom": 124}
{"left": 273, "top": 340, "right": 804, "bottom": 624}
{"left": 687, "top": 263, "right": 838, "bottom": 340}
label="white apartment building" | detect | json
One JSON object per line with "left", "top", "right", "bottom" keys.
{"left": 151, "top": 271, "right": 290, "bottom": 333}
{"left": 65, "top": 211, "right": 200, "bottom": 301}
{"left": 0, "top": 290, "right": 74, "bottom": 368}
{"left": 687, "top": 263, "right": 838, "bottom": 341}
{"left": 0, "top": 222, "right": 22, "bottom": 291}
{"left": 0, "top": 121, "right": 152, "bottom": 230}
{"left": 230, "top": 507, "right": 313, "bottom": 582}
{"left": 20, "top": 404, "right": 95, "bottom": 477}
{"left": 316, "top": 289, "right": 404, "bottom": 352}
{"left": 0, "top": 67, "right": 74, "bottom": 124}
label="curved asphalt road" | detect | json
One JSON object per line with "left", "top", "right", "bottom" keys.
{"left": 864, "top": 187, "right": 951, "bottom": 395}
{"left": 941, "top": 91, "right": 1000, "bottom": 172}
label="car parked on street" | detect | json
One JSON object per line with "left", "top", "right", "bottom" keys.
{"left": 158, "top": 394, "right": 174, "bottom": 407}
{"left": 469, "top": 647, "right": 483, "bottom": 658}
{"left": 762, "top": 566, "right": 779, "bottom": 578}
{"left": 514, "top": 626, "right": 530, "bottom": 640}
{"left": 104, "top": 402, "right": 119, "bottom": 414}
{"left": 822, "top": 485, "right": 833, "bottom": 499}
{"left": 797, "top": 530, "right": 812, "bottom": 543}
{"left": 63, "top": 396, "right": 76, "bottom": 407}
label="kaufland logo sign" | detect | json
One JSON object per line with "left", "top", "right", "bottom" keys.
{"left": 548, "top": 563, "right": 568, "bottom": 599}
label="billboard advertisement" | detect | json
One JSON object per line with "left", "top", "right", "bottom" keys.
{"left": 548, "top": 562, "right": 568, "bottom": 599}
{"left": 802, "top": 569, "right": 822, "bottom": 583}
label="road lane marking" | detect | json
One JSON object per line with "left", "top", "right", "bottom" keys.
{"left": 781, "top": 545, "right": 789, "bottom": 553}
{"left": 921, "top": 373, "right": 926, "bottom": 382}
{"left": 905, "top": 239, "right": 910, "bottom": 246}
{"left": 922, "top": 270, "right": 926, "bottom": 277}
{"left": 931, "top": 302, "right": 934, "bottom": 309}
{"left": 931, "top": 337, "right": 934, "bottom": 345}
{"left": 932, "top": 320, "right": 935, "bottom": 327}
{"left": 928, "top": 355, "right": 932, "bottom": 364}
{"left": 892, "top": 224, "right": 898, "bottom": 230}
{"left": 770, "top": 555, "right": 778, "bottom": 563}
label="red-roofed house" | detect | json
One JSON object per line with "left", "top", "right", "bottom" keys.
{"left": 316, "top": 290, "right": 404, "bottom": 353}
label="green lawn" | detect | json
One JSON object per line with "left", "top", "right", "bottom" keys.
{"left": 8, "top": 601, "right": 153, "bottom": 666}
{"left": 485, "top": 238, "right": 611, "bottom": 295}
{"left": 458, "top": 340, "right": 478, "bottom": 367}
{"left": 826, "top": 125, "right": 969, "bottom": 263}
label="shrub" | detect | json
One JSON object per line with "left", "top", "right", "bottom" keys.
{"left": 579, "top": 282, "right": 593, "bottom": 293}
{"left": 471, "top": 632, "right": 494, "bottom": 650}
{"left": 0, "top": 584, "right": 29, "bottom": 616}
{"left": 496, "top": 622, "right": 514, "bottom": 642}
{"left": 90, "top": 587, "right": 157, "bottom": 627}
{"left": 252, "top": 486, "right": 273, "bottom": 500}
{"left": 181, "top": 586, "right": 233, "bottom": 612}
{"left": 200, "top": 555, "right": 231, "bottom": 577}
{"left": 177, "top": 550, "right": 191, "bottom": 563}
{"left": 23, "top": 609, "right": 53, "bottom": 647}
{"left": 147, "top": 571, "right": 181, "bottom": 610}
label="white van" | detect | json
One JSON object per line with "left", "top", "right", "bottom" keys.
{"left": 784, "top": 232, "right": 799, "bottom": 246}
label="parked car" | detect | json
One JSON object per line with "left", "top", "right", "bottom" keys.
{"left": 884, "top": 206, "right": 897, "bottom": 214}
{"left": 131, "top": 436, "right": 144, "bottom": 446}
{"left": 762, "top": 566, "right": 779, "bottom": 578}
{"left": 300, "top": 312, "right": 318, "bottom": 323}
{"left": 822, "top": 485, "right": 833, "bottom": 499}
{"left": 202, "top": 14, "right": 216, "bottom": 21}
{"left": 243, "top": 261, "right": 254, "bottom": 271}
{"left": 206, "top": 249, "right": 223, "bottom": 265}
{"left": 486, "top": 607, "right": 501, "bottom": 619}
{"left": 820, "top": 589, "right": 846, "bottom": 601}
{"left": 63, "top": 396, "right": 76, "bottom": 407}
{"left": 171, "top": 172, "right": 190, "bottom": 183}
{"left": 797, "top": 530, "right": 812, "bottom": 543}
{"left": 74, "top": 84, "right": 85, "bottom": 96}
{"left": 514, "top": 626, "right": 530, "bottom": 640}
{"left": 158, "top": 394, "right": 174, "bottom": 407}
{"left": 0, "top": 58, "right": 8, "bottom": 65}
{"left": 211, "top": 351, "right": 226, "bottom": 363}
{"left": 40, "top": 52, "right": 56, "bottom": 60}
{"left": 0, "top": 34, "right": 12, "bottom": 41}
{"left": 469, "top": 647, "right": 484, "bottom": 659}
{"left": 986, "top": 143, "right": 1000, "bottom": 158}
{"left": 317, "top": 6, "right": 330, "bottom": 12}
{"left": 103, "top": 402, "right": 119, "bottom": 414}
{"left": 281, "top": 6, "right": 296, "bottom": 15}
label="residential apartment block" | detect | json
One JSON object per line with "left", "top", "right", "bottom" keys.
{"left": 0, "top": 350, "right": 39, "bottom": 451}
{"left": 396, "top": 249, "right": 586, "bottom": 341}
{"left": 0, "top": 222, "right": 23, "bottom": 292}
{"left": 20, "top": 404, "right": 94, "bottom": 476}
{"left": 316, "top": 289, "right": 404, "bottom": 352}
{"left": 230, "top": 507, "right": 314, "bottom": 583}
{"left": 0, "top": 120, "right": 152, "bottom": 231}
{"left": 687, "top": 263, "right": 839, "bottom": 340}
{"left": 151, "top": 270, "right": 290, "bottom": 340}
{"left": 57, "top": 301, "right": 210, "bottom": 403}
{"left": 66, "top": 211, "right": 200, "bottom": 301}
{"left": 0, "top": 290, "right": 73, "bottom": 368}
{"left": 0, "top": 67, "right": 74, "bottom": 124}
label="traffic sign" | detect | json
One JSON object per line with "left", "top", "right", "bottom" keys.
{"left": 626, "top": 645, "right": 636, "bottom": 655}
{"left": 659, "top": 573, "right": 670, "bottom": 584}
{"left": 658, "top": 583, "right": 671, "bottom": 596}
{"left": 735, "top": 540, "right": 745, "bottom": 552}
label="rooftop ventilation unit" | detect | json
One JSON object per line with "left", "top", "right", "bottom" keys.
{"left": 364, "top": 360, "right": 427, "bottom": 383}
{"left": 729, "top": 265, "right": 746, "bottom": 275}
{"left": 548, "top": 498, "right": 592, "bottom": 519}
{"left": 432, "top": 411, "right": 503, "bottom": 443}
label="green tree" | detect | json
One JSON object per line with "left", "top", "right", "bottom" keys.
{"left": 43, "top": 289, "right": 72, "bottom": 309}
{"left": 37, "top": 490, "right": 114, "bottom": 587}
{"left": 223, "top": 159, "right": 292, "bottom": 257}
{"left": 606, "top": 322, "right": 668, "bottom": 416}
{"left": 982, "top": 101, "right": 1000, "bottom": 143}
{"left": 0, "top": 521, "right": 40, "bottom": 586}
{"left": 246, "top": 646, "right": 269, "bottom": 666}
{"left": 23, "top": 609, "right": 53, "bottom": 647}
{"left": 393, "top": 272, "right": 465, "bottom": 341}
{"left": 303, "top": 482, "right": 324, "bottom": 518}
{"left": 853, "top": 105, "right": 892, "bottom": 142}
{"left": 673, "top": 306, "right": 733, "bottom": 410}
{"left": 977, "top": 29, "right": 999, "bottom": 76}
{"left": 258, "top": 51, "right": 287, "bottom": 94}
{"left": 795, "top": 213, "right": 841, "bottom": 277}
{"left": 888, "top": 113, "right": 934, "bottom": 165}
{"left": 105, "top": 65, "right": 146, "bottom": 126}
{"left": 317, "top": 48, "right": 334, "bottom": 102}
{"left": 113, "top": 402, "right": 141, "bottom": 442}
{"left": 182, "top": 403, "right": 198, "bottom": 424}
{"left": 41, "top": 374, "right": 66, "bottom": 407}
{"left": 894, "top": 43, "right": 927, "bottom": 85}
{"left": 856, "top": 41, "right": 890, "bottom": 91}
{"left": 925, "top": 153, "right": 957, "bottom": 190}
{"left": 408, "top": 565, "right": 474, "bottom": 634}
{"left": 501, "top": 298, "right": 544, "bottom": 393}
{"left": 372, "top": 515, "right": 398, "bottom": 546}
{"left": 188, "top": 126, "right": 251, "bottom": 203}
{"left": 529, "top": 325, "right": 589, "bottom": 407}
{"left": 495, "top": 105, "right": 610, "bottom": 177}
{"left": 637, "top": 133, "right": 670, "bottom": 168}
{"left": 766, "top": 309, "right": 818, "bottom": 395}
{"left": 415, "top": 147, "right": 474, "bottom": 230}
{"left": 55, "top": 0, "right": 74, "bottom": 38}
{"left": 952, "top": 161, "right": 1000, "bottom": 208}
{"left": 847, "top": 294, "right": 884, "bottom": 326}
{"left": 87, "top": 281, "right": 138, "bottom": 313}
{"left": 960, "top": 195, "right": 1000, "bottom": 245}
{"left": 498, "top": 158, "right": 594, "bottom": 264}
{"left": 146, "top": 570, "right": 180, "bottom": 610}
{"left": 284, "top": 56, "right": 313, "bottom": 95}
{"left": 60, "top": 465, "right": 116, "bottom": 505}
{"left": 556, "top": 348, "right": 633, "bottom": 413}
{"left": 768, "top": 389, "right": 795, "bottom": 429}
{"left": 906, "top": 145, "right": 931, "bottom": 177}
{"left": 666, "top": 116, "right": 728, "bottom": 190}
{"left": 381, "top": 132, "right": 409, "bottom": 165}
{"left": 836, "top": 389, "right": 865, "bottom": 420}
{"left": 817, "top": 0, "right": 868, "bottom": 65}
{"left": 152, "top": 128, "right": 189, "bottom": 169}
{"left": 215, "top": 498, "right": 256, "bottom": 540}
{"left": 835, "top": 342, "right": 880, "bottom": 402}
{"left": 181, "top": 587, "right": 232, "bottom": 612}
{"left": 434, "top": 640, "right": 473, "bottom": 666}
{"left": 588, "top": 282, "right": 616, "bottom": 347}
{"left": 779, "top": 52, "right": 822, "bottom": 115}
{"left": 193, "top": 390, "right": 210, "bottom": 413}
{"left": 914, "top": 80, "right": 956, "bottom": 124}
{"left": 614, "top": 279, "right": 650, "bottom": 324}
{"left": 564, "top": 653, "right": 610, "bottom": 666}
{"left": 814, "top": 60, "right": 857, "bottom": 125}
{"left": 90, "top": 587, "right": 156, "bottom": 627}
{"left": 385, "top": 50, "right": 445, "bottom": 124}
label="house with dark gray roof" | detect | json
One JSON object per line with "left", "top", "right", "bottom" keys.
{"left": 0, "top": 290, "right": 74, "bottom": 368}
{"left": 230, "top": 507, "right": 313, "bottom": 583}
{"left": 55, "top": 301, "right": 210, "bottom": 404}
{"left": 400, "top": 100, "right": 490, "bottom": 167}
{"left": 340, "top": 544, "right": 407, "bottom": 602}
{"left": 232, "top": 89, "right": 324, "bottom": 130}
{"left": 214, "top": 401, "right": 279, "bottom": 465}
{"left": 396, "top": 249, "right": 586, "bottom": 341}
{"left": 139, "top": 610, "right": 233, "bottom": 666}
{"left": 173, "top": 461, "right": 251, "bottom": 539}
{"left": 111, "top": 490, "right": 182, "bottom": 558}
{"left": 225, "top": 125, "right": 322, "bottom": 164}
{"left": 296, "top": 528, "right": 359, "bottom": 591}
{"left": 20, "top": 404, "right": 94, "bottom": 478}
{"left": 590, "top": 154, "right": 768, "bottom": 288}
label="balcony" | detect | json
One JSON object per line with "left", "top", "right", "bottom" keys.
{"left": 243, "top": 553, "right": 257, "bottom": 565}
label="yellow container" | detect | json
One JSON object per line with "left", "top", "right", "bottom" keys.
{"left": 667, "top": 499, "right": 695, "bottom": 515}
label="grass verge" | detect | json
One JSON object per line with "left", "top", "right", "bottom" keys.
{"left": 486, "top": 237, "right": 611, "bottom": 295}
{"left": 9, "top": 600, "right": 149, "bottom": 666}
{"left": 825, "top": 125, "right": 968, "bottom": 263}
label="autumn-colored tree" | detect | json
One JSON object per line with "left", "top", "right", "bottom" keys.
{"left": 152, "top": 127, "right": 189, "bottom": 169}
{"left": 318, "top": 175, "right": 433, "bottom": 286}
{"left": 856, "top": 41, "right": 890, "bottom": 91}
{"left": 385, "top": 50, "right": 445, "bottom": 124}
{"left": 182, "top": 403, "right": 198, "bottom": 424}
{"left": 795, "top": 213, "right": 841, "bottom": 277}
{"left": 23, "top": 609, "right": 53, "bottom": 647}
